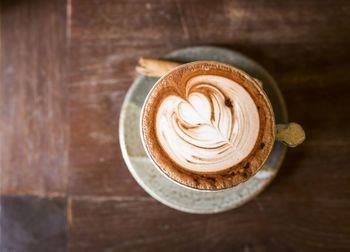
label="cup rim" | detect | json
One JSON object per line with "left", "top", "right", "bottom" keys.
{"left": 140, "top": 60, "right": 276, "bottom": 191}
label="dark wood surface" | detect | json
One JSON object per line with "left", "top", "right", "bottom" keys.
{"left": 1, "top": 0, "right": 350, "bottom": 251}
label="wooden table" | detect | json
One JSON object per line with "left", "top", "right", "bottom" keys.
{"left": 1, "top": 0, "right": 349, "bottom": 251}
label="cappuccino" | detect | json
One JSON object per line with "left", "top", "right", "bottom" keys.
{"left": 141, "top": 61, "right": 275, "bottom": 190}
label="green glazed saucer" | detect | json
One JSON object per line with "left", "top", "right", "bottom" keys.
{"left": 119, "top": 46, "right": 287, "bottom": 214}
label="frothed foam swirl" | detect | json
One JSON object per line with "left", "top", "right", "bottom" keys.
{"left": 156, "top": 75, "right": 260, "bottom": 173}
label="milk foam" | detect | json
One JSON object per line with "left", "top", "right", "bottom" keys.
{"left": 156, "top": 75, "right": 260, "bottom": 173}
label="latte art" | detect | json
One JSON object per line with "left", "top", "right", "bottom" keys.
{"left": 141, "top": 61, "right": 275, "bottom": 190}
{"left": 156, "top": 75, "right": 260, "bottom": 173}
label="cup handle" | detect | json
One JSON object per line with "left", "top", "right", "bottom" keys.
{"left": 276, "top": 123, "right": 306, "bottom": 147}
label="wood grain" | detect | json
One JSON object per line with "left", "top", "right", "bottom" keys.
{"left": 1, "top": 0, "right": 350, "bottom": 251}
{"left": 69, "top": 196, "right": 350, "bottom": 251}
{"left": 0, "top": 0, "right": 68, "bottom": 195}
{"left": 0, "top": 1, "right": 68, "bottom": 249}
{"left": 67, "top": 0, "right": 350, "bottom": 251}
{"left": 0, "top": 195, "right": 67, "bottom": 252}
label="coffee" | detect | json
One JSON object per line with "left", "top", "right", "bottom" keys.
{"left": 141, "top": 61, "right": 275, "bottom": 190}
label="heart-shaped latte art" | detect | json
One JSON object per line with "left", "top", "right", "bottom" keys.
{"left": 156, "top": 75, "right": 260, "bottom": 173}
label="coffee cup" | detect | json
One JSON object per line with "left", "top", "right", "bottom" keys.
{"left": 138, "top": 59, "right": 305, "bottom": 191}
